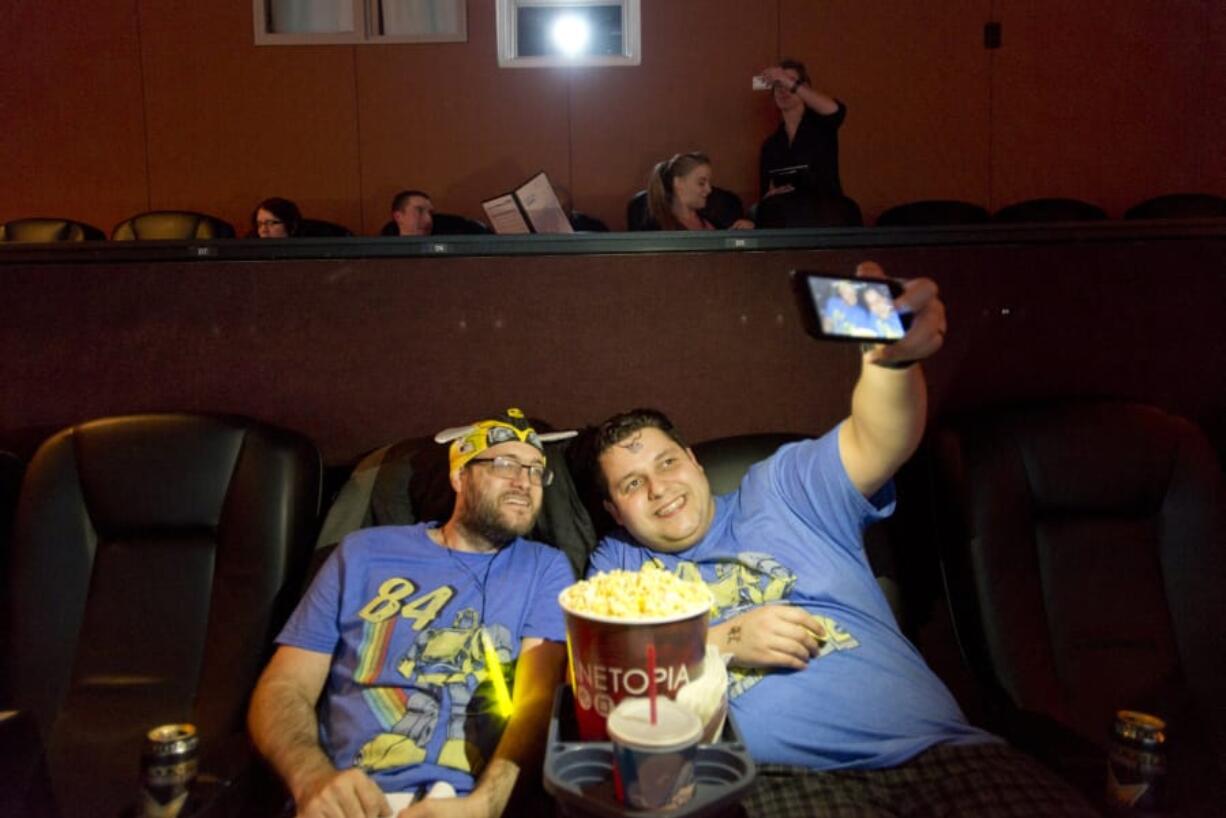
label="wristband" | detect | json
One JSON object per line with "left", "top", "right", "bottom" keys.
{"left": 861, "top": 342, "right": 916, "bottom": 370}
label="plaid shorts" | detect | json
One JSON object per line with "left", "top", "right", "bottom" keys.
{"left": 740, "top": 741, "right": 1101, "bottom": 817}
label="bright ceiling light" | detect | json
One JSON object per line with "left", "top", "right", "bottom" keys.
{"left": 550, "top": 14, "right": 590, "bottom": 57}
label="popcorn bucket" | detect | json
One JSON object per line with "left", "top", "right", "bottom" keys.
{"left": 560, "top": 590, "right": 711, "bottom": 741}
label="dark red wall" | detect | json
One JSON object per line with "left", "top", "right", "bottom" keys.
{"left": 2, "top": 1, "right": 1223, "bottom": 234}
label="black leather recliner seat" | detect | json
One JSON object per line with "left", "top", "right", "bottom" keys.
{"left": 931, "top": 401, "right": 1226, "bottom": 813}
{"left": 2, "top": 414, "right": 321, "bottom": 818}
{"left": 111, "top": 211, "right": 235, "bottom": 240}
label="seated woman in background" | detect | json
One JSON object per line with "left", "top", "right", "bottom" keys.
{"left": 250, "top": 197, "right": 301, "bottom": 238}
{"left": 646, "top": 152, "right": 754, "bottom": 230}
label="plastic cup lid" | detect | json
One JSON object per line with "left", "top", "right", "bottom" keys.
{"left": 606, "top": 697, "right": 702, "bottom": 750}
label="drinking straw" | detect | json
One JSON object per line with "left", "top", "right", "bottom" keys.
{"left": 646, "top": 642, "right": 658, "bottom": 725}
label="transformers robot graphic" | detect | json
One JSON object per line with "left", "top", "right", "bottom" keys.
{"left": 354, "top": 607, "right": 514, "bottom": 775}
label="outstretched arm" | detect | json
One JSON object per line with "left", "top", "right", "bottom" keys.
{"left": 839, "top": 263, "right": 947, "bottom": 498}
{"left": 249, "top": 645, "right": 391, "bottom": 818}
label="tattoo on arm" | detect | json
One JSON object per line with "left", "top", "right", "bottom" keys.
{"left": 727, "top": 625, "right": 742, "bottom": 644}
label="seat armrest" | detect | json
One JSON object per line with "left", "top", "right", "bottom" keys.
{"left": 992, "top": 706, "right": 1107, "bottom": 809}
{"left": 104, "top": 732, "right": 256, "bottom": 818}
{"left": 183, "top": 732, "right": 292, "bottom": 818}
{"left": 0, "top": 710, "right": 60, "bottom": 817}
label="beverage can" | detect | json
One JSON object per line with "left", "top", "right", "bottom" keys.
{"left": 140, "top": 723, "right": 199, "bottom": 818}
{"left": 1106, "top": 710, "right": 1167, "bottom": 812}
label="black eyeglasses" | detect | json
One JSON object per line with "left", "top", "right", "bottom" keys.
{"left": 467, "top": 456, "right": 553, "bottom": 486}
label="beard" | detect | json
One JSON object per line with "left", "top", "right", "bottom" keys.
{"left": 457, "top": 481, "right": 537, "bottom": 548}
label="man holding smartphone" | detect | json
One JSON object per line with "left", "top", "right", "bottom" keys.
{"left": 756, "top": 58, "right": 846, "bottom": 200}
{"left": 575, "top": 264, "right": 1097, "bottom": 815}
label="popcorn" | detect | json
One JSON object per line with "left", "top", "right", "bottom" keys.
{"left": 561, "top": 563, "right": 711, "bottom": 620}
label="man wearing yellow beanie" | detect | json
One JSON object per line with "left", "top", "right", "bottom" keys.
{"left": 251, "top": 409, "right": 575, "bottom": 818}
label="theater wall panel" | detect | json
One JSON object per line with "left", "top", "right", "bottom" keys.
{"left": 568, "top": 1, "right": 777, "bottom": 229}
{"left": 354, "top": 2, "right": 571, "bottom": 232}
{"left": 781, "top": 0, "right": 993, "bottom": 222}
{"left": 0, "top": 1, "right": 148, "bottom": 232}
{"left": 991, "top": 0, "right": 1210, "bottom": 215}
{"left": 137, "top": 1, "right": 363, "bottom": 234}
{"left": 2, "top": 231, "right": 1223, "bottom": 464}
{"left": 0, "top": 2, "right": 1223, "bottom": 234}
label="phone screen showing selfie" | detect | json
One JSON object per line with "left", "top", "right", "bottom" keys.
{"left": 810, "top": 277, "right": 905, "bottom": 341}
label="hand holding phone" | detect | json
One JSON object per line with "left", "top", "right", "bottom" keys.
{"left": 752, "top": 75, "right": 772, "bottom": 91}
{"left": 791, "top": 270, "right": 910, "bottom": 343}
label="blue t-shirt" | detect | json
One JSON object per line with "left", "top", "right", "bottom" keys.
{"left": 278, "top": 523, "right": 573, "bottom": 794}
{"left": 588, "top": 428, "right": 992, "bottom": 769}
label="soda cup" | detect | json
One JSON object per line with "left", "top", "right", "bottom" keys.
{"left": 607, "top": 697, "right": 702, "bottom": 811}
{"left": 140, "top": 723, "right": 198, "bottom": 818}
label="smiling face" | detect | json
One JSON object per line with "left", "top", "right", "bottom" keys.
{"left": 393, "top": 194, "right": 434, "bottom": 236}
{"left": 671, "top": 163, "right": 712, "bottom": 212}
{"left": 834, "top": 280, "right": 859, "bottom": 305}
{"left": 599, "top": 426, "right": 714, "bottom": 552}
{"left": 863, "top": 286, "right": 893, "bottom": 319}
{"left": 451, "top": 440, "right": 544, "bottom": 545}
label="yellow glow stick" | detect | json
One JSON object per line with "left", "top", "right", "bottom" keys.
{"left": 481, "top": 627, "right": 514, "bottom": 718}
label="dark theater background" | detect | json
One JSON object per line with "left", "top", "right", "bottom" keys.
{"left": 1, "top": 2, "right": 1224, "bottom": 817}
{"left": 1, "top": 1, "right": 1223, "bottom": 234}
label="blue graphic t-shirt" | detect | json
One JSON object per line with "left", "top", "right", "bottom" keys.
{"left": 588, "top": 427, "right": 992, "bottom": 769}
{"left": 277, "top": 523, "right": 573, "bottom": 794}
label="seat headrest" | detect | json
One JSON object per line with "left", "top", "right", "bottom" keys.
{"left": 113, "top": 211, "right": 234, "bottom": 240}
{"left": 67, "top": 415, "right": 249, "bottom": 532}
{"left": 943, "top": 402, "right": 1205, "bottom": 514}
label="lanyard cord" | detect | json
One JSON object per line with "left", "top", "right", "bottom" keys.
{"left": 443, "top": 541, "right": 500, "bottom": 625}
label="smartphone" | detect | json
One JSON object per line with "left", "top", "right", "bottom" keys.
{"left": 791, "top": 270, "right": 910, "bottom": 343}
{"left": 752, "top": 75, "right": 771, "bottom": 91}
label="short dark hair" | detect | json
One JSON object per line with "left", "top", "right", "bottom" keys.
{"left": 251, "top": 197, "right": 301, "bottom": 236}
{"left": 577, "top": 408, "right": 689, "bottom": 499}
{"left": 391, "top": 189, "right": 431, "bottom": 212}
{"left": 778, "top": 57, "right": 810, "bottom": 87}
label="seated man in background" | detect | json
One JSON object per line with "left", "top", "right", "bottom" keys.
{"left": 250, "top": 409, "right": 575, "bottom": 818}
{"left": 577, "top": 264, "right": 1097, "bottom": 816}
{"left": 392, "top": 190, "right": 435, "bottom": 236}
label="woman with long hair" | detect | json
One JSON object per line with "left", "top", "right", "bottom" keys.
{"left": 646, "top": 152, "right": 753, "bottom": 230}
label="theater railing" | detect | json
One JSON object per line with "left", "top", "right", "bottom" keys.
{"left": 3, "top": 221, "right": 1224, "bottom": 464}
